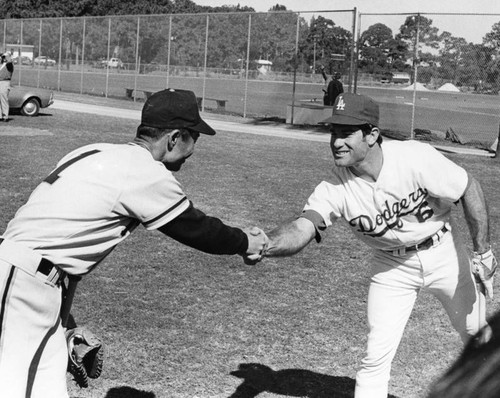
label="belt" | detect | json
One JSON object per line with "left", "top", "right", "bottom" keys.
{"left": 388, "top": 224, "right": 450, "bottom": 256}
{"left": 0, "top": 238, "right": 66, "bottom": 287}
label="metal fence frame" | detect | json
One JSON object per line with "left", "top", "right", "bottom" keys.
{"left": 0, "top": 10, "right": 357, "bottom": 120}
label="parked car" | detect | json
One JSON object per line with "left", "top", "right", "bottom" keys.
{"left": 105, "top": 58, "right": 124, "bottom": 68}
{"left": 9, "top": 86, "right": 54, "bottom": 116}
{"left": 34, "top": 56, "right": 57, "bottom": 66}
{"left": 12, "top": 56, "right": 33, "bottom": 66}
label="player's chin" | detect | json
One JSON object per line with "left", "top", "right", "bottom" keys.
{"left": 333, "top": 157, "right": 351, "bottom": 167}
{"left": 164, "top": 161, "right": 184, "bottom": 172}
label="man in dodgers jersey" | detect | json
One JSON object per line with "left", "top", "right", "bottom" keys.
{"left": 258, "top": 93, "right": 496, "bottom": 397}
{"left": 0, "top": 88, "right": 268, "bottom": 397}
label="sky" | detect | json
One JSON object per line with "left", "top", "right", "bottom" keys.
{"left": 193, "top": 0, "right": 500, "bottom": 43}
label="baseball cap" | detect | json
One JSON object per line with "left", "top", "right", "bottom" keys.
{"left": 141, "top": 88, "right": 216, "bottom": 135}
{"left": 321, "top": 93, "right": 379, "bottom": 126}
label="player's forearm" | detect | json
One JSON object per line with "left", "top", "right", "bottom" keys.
{"left": 461, "top": 176, "right": 490, "bottom": 253}
{"left": 263, "top": 218, "right": 316, "bottom": 257}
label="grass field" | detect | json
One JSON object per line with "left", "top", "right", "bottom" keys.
{"left": 0, "top": 101, "right": 499, "bottom": 398}
{"left": 13, "top": 67, "right": 500, "bottom": 146}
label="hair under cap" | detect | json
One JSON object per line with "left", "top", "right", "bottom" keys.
{"left": 141, "top": 88, "right": 216, "bottom": 135}
{"left": 321, "top": 93, "right": 379, "bottom": 126}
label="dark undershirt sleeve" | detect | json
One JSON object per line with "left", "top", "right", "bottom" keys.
{"left": 158, "top": 202, "right": 248, "bottom": 255}
{"left": 299, "top": 209, "right": 327, "bottom": 243}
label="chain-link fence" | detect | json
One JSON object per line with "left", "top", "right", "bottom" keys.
{"left": 358, "top": 12, "right": 500, "bottom": 147}
{"left": 0, "top": 10, "right": 356, "bottom": 119}
{"left": 2, "top": 10, "right": 500, "bottom": 147}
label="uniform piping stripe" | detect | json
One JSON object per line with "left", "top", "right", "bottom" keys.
{"left": 25, "top": 317, "right": 60, "bottom": 397}
{"left": 144, "top": 196, "right": 188, "bottom": 227}
{"left": 44, "top": 149, "right": 101, "bottom": 184}
{"left": 0, "top": 266, "right": 15, "bottom": 343}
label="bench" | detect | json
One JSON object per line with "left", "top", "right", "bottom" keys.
{"left": 125, "top": 88, "right": 155, "bottom": 100}
{"left": 196, "top": 97, "right": 228, "bottom": 111}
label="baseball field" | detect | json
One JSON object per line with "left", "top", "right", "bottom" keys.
{"left": 0, "top": 95, "right": 499, "bottom": 398}
{"left": 13, "top": 66, "right": 500, "bottom": 146}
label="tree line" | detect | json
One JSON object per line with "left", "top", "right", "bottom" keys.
{"left": 2, "top": 2, "right": 500, "bottom": 92}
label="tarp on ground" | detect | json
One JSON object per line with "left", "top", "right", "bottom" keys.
{"left": 402, "top": 82, "right": 429, "bottom": 91}
{"left": 438, "top": 83, "right": 460, "bottom": 92}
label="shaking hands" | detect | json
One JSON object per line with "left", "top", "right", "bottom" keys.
{"left": 242, "top": 227, "right": 268, "bottom": 265}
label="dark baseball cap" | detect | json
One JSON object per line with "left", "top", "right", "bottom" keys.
{"left": 141, "top": 88, "right": 216, "bottom": 135}
{"left": 321, "top": 93, "right": 379, "bottom": 126}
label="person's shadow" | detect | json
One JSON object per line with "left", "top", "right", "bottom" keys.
{"left": 104, "top": 386, "right": 155, "bottom": 397}
{"left": 228, "top": 363, "right": 400, "bottom": 398}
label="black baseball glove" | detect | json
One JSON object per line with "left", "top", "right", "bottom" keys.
{"left": 66, "top": 327, "right": 104, "bottom": 388}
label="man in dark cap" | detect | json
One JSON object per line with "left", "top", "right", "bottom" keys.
{"left": 253, "top": 92, "right": 495, "bottom": 398}
{"left": 323, "top": 71, "right": 344, "bottom": 106}
{"left": 0, "top": 88, "right": 267, "bottom": 397}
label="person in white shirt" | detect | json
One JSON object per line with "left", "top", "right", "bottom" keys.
{"left": 257, "top": 93, "right": 496, "bottom": 398}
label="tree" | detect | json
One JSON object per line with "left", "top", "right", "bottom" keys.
{"left": 396, "top": 15, "right": 440, "bottom": 60}
{"left": 437, "top": 31, "right": 469, "bottom": 83}
{"left": 358, "top": 23, "right": 394, "bottom": 74}
{"left": 302, "top": 15, "right": 352, "bottom": 75}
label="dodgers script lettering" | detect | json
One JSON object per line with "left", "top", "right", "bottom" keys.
{"left": 348, "top": 188, "right": 433, "bottom": 237}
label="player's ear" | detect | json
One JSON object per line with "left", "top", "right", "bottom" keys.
{"left": 167, "top": 129, "right": 182, "bottom": 151}
{"left": 366, "top": 127, "right": 380, "bottom": 146}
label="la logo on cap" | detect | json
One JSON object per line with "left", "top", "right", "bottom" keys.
{"left": 336, "top": 96, "right": 346, "bottom": 110}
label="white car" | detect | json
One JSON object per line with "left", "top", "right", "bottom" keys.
{"left": 105, "top": 58, "right": 124, "bottom": 68}
{"left": 34, "top": 56, "right": 56, "bottom": 66}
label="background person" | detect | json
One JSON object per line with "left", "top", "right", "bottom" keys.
{"left": 0, "top": 49, "right": 13, "bottom": 121}
{"left": 0, "top": 88, "right": 267, "bottom": 398}
{"left": 257, "top": 93, "right": 495, "bottom": 398}
{"left": 321, "top": 67, "right": 344, "bottom": 106}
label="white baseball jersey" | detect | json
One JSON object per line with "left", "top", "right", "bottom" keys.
{"left": 2, "top": 143, "right": 190, "bottom": 275}
{"left": 303, "top": 140, "right": 468, "bottom": 250}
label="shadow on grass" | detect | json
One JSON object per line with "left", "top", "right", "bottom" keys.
{"left": 229, "top": 363, "right": 400, "bottom": 398}
{"left": 104, "top": 386, "right": 156, "bottom": 398}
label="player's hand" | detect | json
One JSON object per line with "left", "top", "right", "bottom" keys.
{"left": 472, "top": 248, "right": 497, "bottom": 299}
{"left": 242, "top": 227, "right": 268, "bottom": 265}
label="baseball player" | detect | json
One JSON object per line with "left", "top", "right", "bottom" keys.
{"left": 0, "top": 88, "right": 267, "bottom": 398}
{"left": 322, "top": 68, "right": 344, "bottom": 106}
{"left": 257, "top": 93, "right": 496, "bottom": 398}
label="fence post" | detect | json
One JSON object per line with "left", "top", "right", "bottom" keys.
{"left": 348, "top": 7, "right": 357, "bottom": 93}
{"left": 105, "top": 18, "right": 111, "bottom": 98}
{"left": 166, "top": 15, "right": 172, "bottom": 89}
{"left": 80, "top": 17, "right": 86, "bottom": 95}
{"left": 290, "top": 13, "right": 300, "bottom": 126}
{"left": 58, "top": 19, "right": 63, "bottom": 91}
{"left": 410, "top": 13, "right": 420, "bottom": 140}
{"left": 243, "top": 14, "right": 251, "bottom": 118}
{"left": 133, "top": 16, "right": 140, "bottom": 101}
{"left": 18, "top": 20, "right": 23, "bottom": 86}
{"left": 201, "top": 14, "right": 209, "bottom": 113}
{"left": 37, "top": 20, "right": 42, "bottom": 88}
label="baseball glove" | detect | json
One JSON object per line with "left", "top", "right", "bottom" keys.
{"left": 65, "top": 327, "right": 104, "bottom": 388}
{"left": 472, "top": 248, "right": 498, "bottom": 299}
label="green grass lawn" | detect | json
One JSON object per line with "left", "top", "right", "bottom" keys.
{"left": 0, "top": 104, "right": 499, "bottom": 398}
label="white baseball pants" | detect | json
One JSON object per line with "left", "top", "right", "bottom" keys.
{"left": 0, "top": 80, "right": 10, "bottom": 119}
{"left": 354, "top": 227, "right": 485, "bottom": 398}
{"left": 0, "top": 260, "right": 69, "bottom": 398}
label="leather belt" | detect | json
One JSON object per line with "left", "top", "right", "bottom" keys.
{"left": 0, "top": 238, "right": 66, "bottom": 287}
{"left": 388, "top": 224, "right": 450, "bottom": 256}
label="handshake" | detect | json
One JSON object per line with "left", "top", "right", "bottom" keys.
{"left": 242, "top": 227, "right": 269, "bottom": 265}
